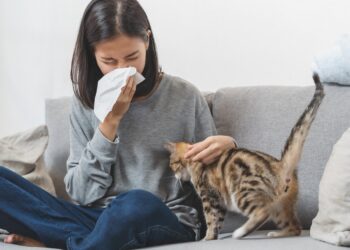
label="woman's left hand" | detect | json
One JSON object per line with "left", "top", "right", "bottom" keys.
{"left": 184, "top": 135, "right": 237, "bottom": 165}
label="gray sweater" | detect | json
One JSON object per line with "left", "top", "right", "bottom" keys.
{"left": 64, "top": 73, "right": 217, "bottom": 240}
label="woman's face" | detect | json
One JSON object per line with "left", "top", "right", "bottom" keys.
{"left": 94, "top": 34, "right": 148, "bottom": 75}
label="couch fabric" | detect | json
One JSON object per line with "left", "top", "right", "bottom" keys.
{"left": 1, "top": 84, "right": 350, "bottom": 249}
{"left": 43, "top": 97, "right": 72, "bottom": 202}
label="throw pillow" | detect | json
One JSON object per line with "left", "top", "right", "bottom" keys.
{"left": 0, "top": 125, "right": 56, "bottom": 196}
{"left": 310, "top": 127, "right": 350, "bottom": 246}
{"left": 313, "top": 34, "right": 350, "bottom": 86}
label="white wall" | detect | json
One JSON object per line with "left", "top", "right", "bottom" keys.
{"left": 0, "top": 0, "right": 349, "bottom": 137}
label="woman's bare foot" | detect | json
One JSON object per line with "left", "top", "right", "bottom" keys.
{"left": 4, "top": 234, "right": 46, "bottom": 247}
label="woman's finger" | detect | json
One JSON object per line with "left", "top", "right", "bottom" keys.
{"left": 202, "top": 150, "right": 222, "bottom": 165}
{"left": 192, "top": 145, "right": 215, "bottom": 162}
{"left": 124, "top": 76, "right": 134, "bottom": 96}
{"left": 129, "top": 78, "right": 137, "bottom": 98}
{"left": 184, "top": 141, "right": 210, "bottom": 159}
{"left": 121, "top": 80, "right": 129, "bottom": 95}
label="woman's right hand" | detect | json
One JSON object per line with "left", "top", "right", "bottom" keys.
{"left": 104, "top": 76, "right": 136, "bottom": 125}
{"left": 99, "top": 76, "right": 136, "bottom": 141}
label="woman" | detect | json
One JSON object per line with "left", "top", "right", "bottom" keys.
{"left": 1, "top": 0, "right": 237, "bottom": 249}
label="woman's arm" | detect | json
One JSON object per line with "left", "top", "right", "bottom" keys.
{"left": 64, "top": 77, "right": 136, "bottom": 206}
{"left": 64, "top": 96, "right": 117, "bottom": 206}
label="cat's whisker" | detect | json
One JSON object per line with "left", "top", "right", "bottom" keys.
{"left": 177, "top": 179, "right": 184, "bottom": 191}
{"left": 162, "top": 175, "right": 177, "bottom": 180}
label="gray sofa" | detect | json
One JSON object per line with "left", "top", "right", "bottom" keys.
{"left": 1, "top": 83, "right": 350, "bottom": 250}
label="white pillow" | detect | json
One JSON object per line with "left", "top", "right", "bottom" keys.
{"left": 0, "top": 125, "right": 56, "bottom": 196}
{"left": 313, "top": 34, "right": 350, "bottom": 85}
{"left": 310, "top": 127, "right": 350, "bottom": 246}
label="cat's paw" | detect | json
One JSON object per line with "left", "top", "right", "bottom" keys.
{"left": 232, "top": 228, "right": 246, "bottom": 239}
{"left": 267, "top": 231, "right": 278, "bottom": 238}
{"left": 201, "top": 236, "right": 216, "bottom": 241}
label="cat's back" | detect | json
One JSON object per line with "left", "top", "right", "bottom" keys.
{"left": 230, "top": 148, "right": 280, "bottom": 175}
{"left": 221, "top": 148, "right": 282, "bottom": 195}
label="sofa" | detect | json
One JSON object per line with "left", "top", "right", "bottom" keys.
{"left": 1, "top": 83, "right": 350, "bottom": 250}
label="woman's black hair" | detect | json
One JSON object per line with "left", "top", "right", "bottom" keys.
{"left": 71, "top": 0, "right": 160, "bottom": 109}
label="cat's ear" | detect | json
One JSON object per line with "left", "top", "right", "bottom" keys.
{"left": 164, "top": 142, "right": 176, "bottom": 153}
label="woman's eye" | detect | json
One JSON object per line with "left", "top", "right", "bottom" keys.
{"left": 104, "top": 61, "right": 115, "bottom": 65}
{"left": 127, "top": 57, "right": 138, "bottom": 61}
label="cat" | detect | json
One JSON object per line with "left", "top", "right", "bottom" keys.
{"left": 164, "top": 73, "right": 324, "bottom": 241}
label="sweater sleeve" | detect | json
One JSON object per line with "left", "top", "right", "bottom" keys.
{"left": 64, "top": 96, "right": 118, "bottom": 206}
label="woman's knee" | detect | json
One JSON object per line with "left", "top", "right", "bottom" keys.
{"left": 113, "top": 189, "right": 163, "bottom": 208}
{"left": 111, "top": 189, "right": 174, "bottom": 223}
{"left": 0, "top": 166, "right": 12, "bottom": 178}
{"left": 0, "top": 166, "right": 24, "bottom": 183}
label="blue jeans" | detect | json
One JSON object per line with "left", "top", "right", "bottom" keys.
{"left": 0, "top": 166, "right": 195, "bottom": 249}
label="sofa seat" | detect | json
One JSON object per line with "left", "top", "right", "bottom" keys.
{"left": 147, "top": 230, "right": 342, "bottom": 250}
{"left": 0, "top": 230, "right": 339, "bottom": 250}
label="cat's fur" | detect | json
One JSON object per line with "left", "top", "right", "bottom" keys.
{"left": 165, "top": 74, "right": 324, "bottom": 240}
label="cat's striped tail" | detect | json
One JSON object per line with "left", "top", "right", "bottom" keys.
{"left": 280, "top": 73, "right": 325, "bottom": 183}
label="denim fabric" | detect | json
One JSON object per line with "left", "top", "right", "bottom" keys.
{"left": 0, "top": 166, "right": 195, "bottom": 249}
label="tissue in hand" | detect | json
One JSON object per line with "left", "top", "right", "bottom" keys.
{"left": 94, "top": 67, "right": 145, "bottom": 122}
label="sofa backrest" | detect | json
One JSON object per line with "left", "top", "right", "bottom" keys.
{"left": 43, "top": 84, "right": 350, "bottom": 232}
{"left": 44, "top": 97, "right": 72, "bottom": 201}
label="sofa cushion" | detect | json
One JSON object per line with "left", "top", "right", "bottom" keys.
{"left": 313, "top": 34, "right": 350, "bottom": 86}
{"left": 145, "top": 230, "right": 342, "bottom": 250}
{"left": 43, "top": 97, "right": 72, "bottom": 201}
{"left": 310, "top": 127, "right": 350, "bottom": 246}
{"left": 212, "top": 84, "right": 350, "bottom": 232}
{"left": 0, "top": 242, "right": 60, "bottom": 250}
{"left": 0, "top": 125, "right": 56, "bottom": 196}
{"left": 1, "top": 230, "right": 341, "bottom": 250}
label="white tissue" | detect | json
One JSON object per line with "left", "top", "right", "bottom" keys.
{"left": 94, "top": 67, "right": 145, "bottom": 122}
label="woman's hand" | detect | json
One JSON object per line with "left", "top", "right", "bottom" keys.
{"left": 99, "top": 76, "right": 136, "bottom": 141}
{"left": 184, "top": 135, "right": 237, "bottom": 165}
{"left": 104, "top": 76, "right": 136, "bottom": 125}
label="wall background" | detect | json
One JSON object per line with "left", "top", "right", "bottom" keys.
{"left": 0, "top": 0, "right": 349, "bottom": 137}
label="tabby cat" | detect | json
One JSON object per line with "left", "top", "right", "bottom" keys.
{"left": 165, "top": 74, "right": 324, "bottom": 240}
